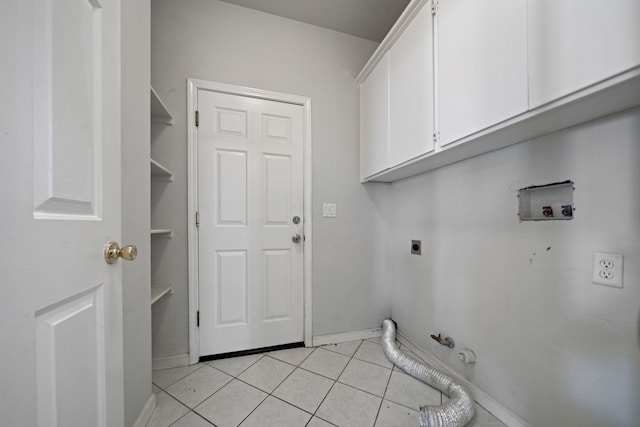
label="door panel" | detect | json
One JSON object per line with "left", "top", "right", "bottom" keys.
{"left": 263, "top": 249, "right": 292, "bottom": 321}
{"left": 0, "top": 0, "right": 123, "bottom": 425}
{"left": 216, "top": 150, "right": 247, "bottom": 225}
{"left": 263, "top": 154, "right": 291, "bottom": 226}
{"left": 216, "top": 250, "right": 248, "bottom": 326}
{"left": 198, "top": 90, "right": 304, "bottom": 356}
{"left": 36, "top": 287, "right": 105, "bottom": 426}
{"left": 34, "top": 0, "right": 103, "bottom": 218}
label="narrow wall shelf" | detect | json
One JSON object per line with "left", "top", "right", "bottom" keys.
{"left": 151, "top": 285, "right": 172, "bottom": 305}
{"left": 150, "top": 229, "right": 173, "bottom": 237}
{"left": 151, "top": 86, "right": 174, "bottom": 125}
{"left": 150, "top": 158, "right": 173, "bottom": 180}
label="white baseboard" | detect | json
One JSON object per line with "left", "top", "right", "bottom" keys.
{"left": 312, "top": 327, "right": 382, "bottom": 347}
{"left": 396, "top": 331, "right": 530, "bottom": 427}
{"left": 152, "top": 353, "right": 190, "bottom": 370}
{"left": 132, "top": 393, "right": 156, "bottom": 427}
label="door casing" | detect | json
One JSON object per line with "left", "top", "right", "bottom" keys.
{"left": 187, "top": 79, "right": 313, "bottom": 364}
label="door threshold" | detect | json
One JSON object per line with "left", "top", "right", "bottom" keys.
{"left": 199, "top": 341, "right": 305, "bottom": 362}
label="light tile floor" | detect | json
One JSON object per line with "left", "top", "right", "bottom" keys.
{"left": 148, "top": 338, "right": 506, "bottom": 427}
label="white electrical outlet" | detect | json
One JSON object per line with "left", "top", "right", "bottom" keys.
{"left": 592, "top": 252, "right": 623, "bottom": 288}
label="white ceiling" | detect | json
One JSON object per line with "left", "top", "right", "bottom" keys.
{"left": 219, "top": 0, "right": 411, "bottom": 42}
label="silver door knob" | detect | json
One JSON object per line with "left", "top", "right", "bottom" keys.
{"left": 104, "top": 242, "right": 138, "bottom": 264}
{"left": 292, "top": 234, "right": 302, "bottom": 243}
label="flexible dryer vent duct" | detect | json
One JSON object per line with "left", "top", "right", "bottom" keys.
{"left": 382, "top": 319, "right": 475, "bottom": 427}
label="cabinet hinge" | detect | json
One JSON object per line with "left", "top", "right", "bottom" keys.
{"left": 431, "top": 0, "right": 438, "bottom": 16}
{"left": 197, "top": 310, "right": 200, "bottom": 327}
{"left": 195, "top": 211, "right": 200, "bottom": 227}
{"left": 432, "top": 131, "right": 440, "bottom": 143}
{"left": 195, "top": 110, "right": 199, "bottom": 127}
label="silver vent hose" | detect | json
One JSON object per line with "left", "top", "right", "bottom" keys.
{"left": 382, "top": 319, "right": 475, "bottom": 427}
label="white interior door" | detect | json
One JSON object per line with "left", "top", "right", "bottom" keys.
{"left": 198, "top": 89, "right": 304, "bottom": 356}
{"left": 0, "top": 0, "right": 124, "bottom": 426}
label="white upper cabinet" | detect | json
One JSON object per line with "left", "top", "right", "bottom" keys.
{"left": 437, "top": 0, "right": 528, "bottom": 146}
{"left": 528, "top": 0, "right": 640, "bottom": 108}
{"left": 389, "top": 3, "right": 434, "bottom": 167}
{"left": 360, "top": 52, "right": 390, "bottom": 180}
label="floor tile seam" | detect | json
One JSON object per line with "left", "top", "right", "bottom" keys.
{"left": 379, "top": 359, "right": 395, "bottom": 404}
{"left": 203, "top": 363, "right": 240, "bottom": 381}
{"left": 296, "top": 364, "right": 348, "bottom": 382}
{"left": 189, "top": 380, "right": 269, "bottom": 427}
{"left": 331, "top": 342, "right": 358, "bottom": 383}
{"left": 352, "top": 353, "right": 393, "bottom": 370}
{"left": 371, "top": 390, "right": 385, "bottom": 427}
{"left": 389, "top": 368, "right": 444, "bottom": 398}
{"left": 164, "top": 375, "right": 234, "bottom": 409}
{"left": 334, "top": 378, "right": 388, "bottom": 399}
{"left": 319, "top": 340, "right": 361, "bottom": 358}
{"left": 232, "top": 392, "right": 270, "bottom": 427}
{"left": 154, "top": 390, "right": 192, "bottom": 420}
{"left": 267, "top": 393, "right": 317, "bottom": 419}
{"left": 189, "top": 378, "right": 266, "bottom": 422}
{"left": 153, "top": 363, "right": 205, "bottom": 390}
{"left": 305, "top": 344, "right": 359, "bottom": 419}
{"left": 206, "top": 353, "right": 267, "bottom": 378}
{"left": 382, "top": 394, "right": 424, "bottom": 413}
{"left": 234, "top": 367, "right": 295, "bottom": 395}
{"left": 268, "top": 345, "right": 317, "bottom": 367}
{"left": 323, "top": 381, "right": 384, "bottom": 427}
{"left": 307, "top": 375, "right": 339, "bottom": 420}
{"left": 261, "top": 353, "right": 307, "bottom": 371}
{"left": 167, "top": 410, "right": 215, "bottom": 427}
{"left": 305, "top": 414, "right": 339, "bottom": 427}
{"left": 343, "top": 356, "right": 393, "bottom": 373}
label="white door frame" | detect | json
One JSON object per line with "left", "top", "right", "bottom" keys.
{"left": 187, "top": 78, "right": 313, "bottom": 364}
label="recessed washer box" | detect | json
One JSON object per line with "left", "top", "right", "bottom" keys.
{"left": 518, "top": 180, "right": 574, "bottom": 221}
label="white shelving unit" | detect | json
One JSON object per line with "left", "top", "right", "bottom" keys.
{"left": 151, "top": 86, "right": 174, "bottom": 125}
{"left": 151, "top": 286, "right": 173, "bottom": 305}
{"left": 150, "top": 158, "right": 173, "bottom": 180}
{"left": 150, "top": 86, "right": 174, "bottom": 305}
{"left": 150, "top": 228, "right": 173, "bottom": 237}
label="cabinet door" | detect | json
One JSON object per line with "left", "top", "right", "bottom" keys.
{"left": 389, "top": 3, "right": 434, "bottom": 167}
{"left": 528, "top": 0, "right": 640, "bottom": 109}
{"left": 361, "top": 53, "right": 389, "bottom": 179}
{"left": 437, "top": 0, "right": 528, "bottom": 146}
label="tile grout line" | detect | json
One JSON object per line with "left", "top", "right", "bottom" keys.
{"left": 307, "top": 339, "right": 367, "bottom": 425}
{"left": 157, "top": 339, "right": 430, "bottom": 427}
{"left": 151, "top": 391, "right": 192, "bottom": 427}
{"left": 305, "top": 342, "right": 363, "bottom": 419}
{"left": 224, "top": 347, "right": 320, "bottom": 426}
{"left": 376, "top": 345, "right": 398, "bottom": 425}
{"left": 152, "top": 363, "right": 205, "bottom": 391}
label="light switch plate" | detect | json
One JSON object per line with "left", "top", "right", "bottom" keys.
{"left": 323, "top": 203, "right": 336, "bottom": 218}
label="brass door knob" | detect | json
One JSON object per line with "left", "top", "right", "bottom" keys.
{"left": 104, "top": 242, "right": 138, "bottom": 264}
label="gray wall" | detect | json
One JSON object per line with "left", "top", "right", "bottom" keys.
{"left": 122, "top": 0, "right": 152, "bottom": 424}
{"left": 150, "top": 0, "right": 388, "bottom": 357}
{"left": 389, "top": 108, "right": 640, "bottom": 427}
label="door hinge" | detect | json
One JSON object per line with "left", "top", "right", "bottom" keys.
{"left": 197, "top": 310, "right": 200, "bottom": 327}
{"left": 195, "top": 110, "right": 199, "bottom": 127}
{"left": 195, "top": 211, "right": 200, "bottom": 227}
{"left": 431, "top": 0, "right": 438, "bottom": 16}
